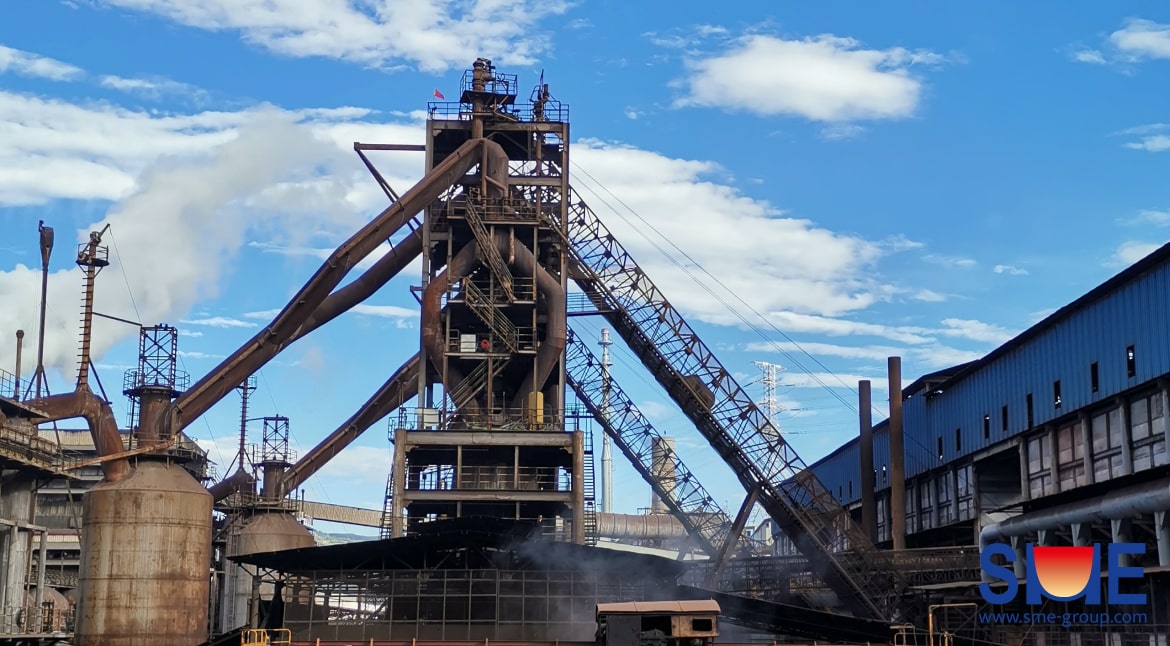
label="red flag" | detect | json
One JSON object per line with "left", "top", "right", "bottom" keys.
{"left": 433, "top": 89, "right": 445, "bottom": 100}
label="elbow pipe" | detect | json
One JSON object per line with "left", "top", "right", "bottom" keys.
{"left": 208, "top": 468, "right": 255, "bottom": 503}
{"left": 483, "top": 141, "right": 510, "bottom": 198}
{"left": 421, "top": 242, "right": 482, "bottom": 414}
{"left": 979, "top": 477, "right": 1170, "bottom": 550}
{"left": 508, "top": 239, "right": 566, "bottom": 408}
{"left": 29, "top": 390, "right": 130, "bottom": 482}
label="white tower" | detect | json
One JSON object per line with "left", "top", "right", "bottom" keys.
{"left": 600, "top": 328, "right": 614, "bottom": 514}
{"left": 752, "top": 360, "right": 784, "bottom": 431}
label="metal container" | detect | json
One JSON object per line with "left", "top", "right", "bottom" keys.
{"left": 220, "top": 511, "right": 314, "bottom": 632}
{"left": 74, "top": 460, "right": 212, "bottom": 646}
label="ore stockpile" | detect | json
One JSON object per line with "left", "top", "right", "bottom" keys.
{"left": 1, "top": 59, "right": 1169, "bottom": 646}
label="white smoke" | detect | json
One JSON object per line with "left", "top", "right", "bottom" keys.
{"left": 0, "top": 109, "right": 364, "bottom": 385}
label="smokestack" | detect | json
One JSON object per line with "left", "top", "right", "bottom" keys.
{"left": 13, "top": 330, "right": 23, "bottom": 399}
{"left": 599, "top": 328, "right": 614, "bottom": 514}
{"left": 34, "top": 221, "right": 54, "bottom": 399}
{"left": 858, "top": 380, "right": 876, "bottom": 543}
{"left": 650, "top": 436, "right": 676, "bottom": 514}
{"left": 888, "top": 357, "right": 906, "bottom": 551}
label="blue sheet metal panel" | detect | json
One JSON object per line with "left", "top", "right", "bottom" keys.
{"left": 905, "top": 261, "right": 1170, "bottom": 478}
{"left": 872, "top": 424, "right": 891, "bottom": 492}
{"left": 809, "top": 441, "right": 860, "bottom": 505}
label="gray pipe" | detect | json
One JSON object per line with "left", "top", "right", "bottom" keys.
{"left": 596, "top": 513, "right": 687, "bottom": 539}
{"left": 979, "top": 477, "right": 1170, "bottom": 550}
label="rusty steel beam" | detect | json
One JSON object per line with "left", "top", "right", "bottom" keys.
{"left": 706, "top": 487, "right": 760, "bottom": 587}
{"left": 281, "top": 353, "right": 420, "bottom": 495}
{"left": 159, "top": 139, "right": 484, "bottom": 439}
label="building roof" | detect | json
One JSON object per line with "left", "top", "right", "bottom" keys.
{"left": 231, "top": 516, "right": 687, "bottom": 580}
{"left": 597, "top": 600, "right": 720, "bottom": 615}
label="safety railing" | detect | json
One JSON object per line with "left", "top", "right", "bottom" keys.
{"left": 0, "top": 602, "right": 73, "bottom": 636}
{"left": 403, "top": 464, "right": 570, "bottom": 493}
{"left": 0, "top": 367, "right": 22, "bottom": 401}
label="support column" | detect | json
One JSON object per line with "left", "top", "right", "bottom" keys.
{"left": 1155, "top": 511, "right": 1170, "bottom": 567}
{"left": 1036, "top": 528, "right": 1054, "bottom": 546}
{"left": 1047, "top": 425, "right": 1059, "bottom": 495}
{"left": 390, "top": 437, "right": 407, "bottom": 538}
{"left": 888, "top": 356, "right": 906, "bottom": 551}
{"left": 706, "top": 488, "right": 760, "bottom": 587}
{"left": 1160, "top": 379, "right": 1170, "bottom": 464}
{"left": 1080, "top": 411, "right": 1095, "bottom": 485}
{"left": 1118, "top": 397, "right": 1134, "bottom": 477}
{"left": 34, "top": 530, "right": 46, "bottom": 627}
{"left": 1019, "top": 440, "right": 1031, "bottom": 502}
{"left": 1070, "top": 522, "right": 1092, "bottom": 547}
{"left": 1112, "top": 519, "right": 1134, "bottom": 568}
{"left": 858, "top": 380, "right": 877, "bottom": 543}
{"left": 1010, "top": 536, "right": 1027, "bottom": 579}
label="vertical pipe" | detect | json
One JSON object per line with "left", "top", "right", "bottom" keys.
{"left": 35, "top": 221, "right": 54, "bottom": 400}
{"left": 858, "top": 380, "right": 877, "bottom": 543}
{"left": 599, "top": 328, "right": 613, "bottom": 514}
{"left": 391, "top": 439, "right": 407, "bottom": 538}
{"left": 888, "top": 356, "right": 906, "bottom": 551}
{"left": 12, "top": 331, "right": 22, "bottom": 399}
{"left": 572, "top": 430, "right": 585, "bottom": 545}
{"left": 35, "top": 530, "right": 46, "bottom": 627}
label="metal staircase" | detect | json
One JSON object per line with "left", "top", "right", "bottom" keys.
{"left": 379, "top": 417, "right": 396, "bottom": 539}
{"left": 581, "top": 422, "right": 599, "bottom": 546}
{"left": 462, "top": 280, "right": 521, "bottom": 353}
{"left": 464, "top": 191, "right": 516, "bottom": 301}
{"left": 558, "top": 192, "right": 898, "bottom": 620}
{"left": 447, "top": 357, "right": 510, "bottom": 410}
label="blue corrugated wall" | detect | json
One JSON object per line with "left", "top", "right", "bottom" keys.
{"left": 805, "top": 252, "right": 1170, "bottom": 507}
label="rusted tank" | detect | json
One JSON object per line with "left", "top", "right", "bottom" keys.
{"left": 220, "top": 511, "right": 314, "bottom": 632}
{"left": 74, "top": 459, "right": 212, "bottom": 646}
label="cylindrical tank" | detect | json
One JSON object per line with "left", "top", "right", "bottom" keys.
{"left": 596, "top": 513, "right": 687, "bottom": 539}
{"left": 220, "top": 512, "right": 314, "bottom": 632}
{"left": 75, "top": 459, "right": 212, "bottom": 646}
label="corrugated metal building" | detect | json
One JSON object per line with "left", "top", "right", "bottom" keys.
{"left": 776, "top": 240, "right": 1170, "bottom": 554}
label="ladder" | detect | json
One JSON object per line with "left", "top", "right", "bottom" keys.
{"left": 462, "top": 280, "right": 520, "bottom": 353}
{"left": 581, "top": 422, "right": 598, "bottom": 546}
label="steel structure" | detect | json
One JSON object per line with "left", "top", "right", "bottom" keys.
{"left": 560, "top": 196, "right": 897, "bottom": 618}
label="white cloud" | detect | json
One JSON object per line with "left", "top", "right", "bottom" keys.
{"left": 99, "top": 74, "right": 208, "bottom": 102}
{"left": 1073, "top": 18, "right": 1170, "bottom": 66}
{"left": 993, "top": 264, "right": 1028, "bottom": 276}
{"left": 923, "top": 254, "right": 977, "bottom": 268}
{"left": 93, "top": 0, "right": 571, "bottom": 73}
{"left": 938, "top": 318, "right": 1015, "bottom": 345}
{"left": 1124, "top": 135, "right": 1170, "bottom": 152}
{"left": 1131, "top": 208, "right": 1170, "bottom": 225}
{"left": 1110, "top": 241, "right": 1162, "bottom": 266}
{"left": 571, "top": 139, "right": 901, "bottom": 323}
{"left": 913, "top": 289, "right": 947, "bottom": 302}
{"left": 0, "top": 44, "right": 84, "bottom": 81}
{"left": 179, "top": 350, "right": 227, "bottom": 360}
{"left": 745, "top": 340, "right": 903, "bottom": 362}
{"left": 624, "top": 107, "right": 641, "bottom": 120}
{"left": 181, "top": 316, "right": 258, "bottom": 329}
{"left": 820, "top": 124, "right": 866, "bottom": 140}
{"left": 1109, "top": 18, "right": 1170, "bottom": 61}
{"left": 673, "top": 33, "right": 946, "bottom": 122}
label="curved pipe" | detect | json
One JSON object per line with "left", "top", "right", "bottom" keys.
{"left": 28, "top": 390, "right": 130, "bottom": 481}
{"left": 483, "top": 140, "right": 510, "bottom": 197}
{"left": 509, "top": 239, "right": 566, "bottom": 408}
{"left": 979, "top": 477, "right": 1170, "bottom": 550}
{"left": 421, "top": 242, "right": 482, "bottom": 413}
{"left": 208, "top": 469, "right": 256, "bottom": 503}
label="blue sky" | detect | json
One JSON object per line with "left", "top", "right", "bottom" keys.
{"left": 1, "top": 1, "right": 1168, "bottom": 535}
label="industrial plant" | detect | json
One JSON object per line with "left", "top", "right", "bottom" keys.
{"left": 0, "top": 59, "right": 1166, "bottom": 646}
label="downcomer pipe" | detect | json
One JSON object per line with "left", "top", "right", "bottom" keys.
{"left": 508, "top": 236, "right": 566, "bottom": 407}
{"left": 421, "top": 242, "right": 483, "bottom": 413}
{"left": 979, "top": 476, "right": 1170, "bottom": 550}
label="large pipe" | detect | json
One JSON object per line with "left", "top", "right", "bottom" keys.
{"left": 979, "top": 477, "right": 1170, "bottom": 550}
{"left": 27, "top": 390, "right": 130, "bottom": 481}
{"left": 508, "top": 238, "right": 566, "bottom": 406}
{"left": 34, "top": 221, "right": 53, "bottom": 400}
{"left": 596, "top": 513, "right": 687, "bottom": 539}
{"left": 12, "top": 330, "right": 23, "bottom": 399}
{"left": 859, "top": 380, "right": 877, "bottom": 542}
{"left": 888, "top": 356, "right": 906, "bottom": 551}
{"left": 208, "top": 468, "right": 256, "bottom": 503}
{"left": 421, "top": 242, "right": 481, "bottom": 412}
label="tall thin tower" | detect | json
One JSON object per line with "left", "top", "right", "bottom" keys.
{"left": 752, "top": 360, "right": 784, "bottom": 431}
{"left": 599, "top": 328, "right": 614, "bottom": 514}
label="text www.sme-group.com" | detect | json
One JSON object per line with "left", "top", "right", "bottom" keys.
{"left": 978, "top": 611, "right": 1149, "bottom": 627}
